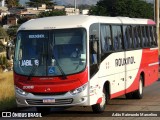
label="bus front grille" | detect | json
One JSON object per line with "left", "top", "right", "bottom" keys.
{"left": 31, "top": 92, "right": 66, "bottom": 96}
{"left": 26, "top": 98, "right": 73, "bottom": 105}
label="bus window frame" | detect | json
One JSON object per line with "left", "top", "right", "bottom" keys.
{"left": 100, "top": 24, "right": 114, "bottom": 53}
{"left": 122, "top": 25, "right": 135, "bottom": 51}
{"left": 132, "top": 25, "right": 141, "bottom": 49}
{"left": 111, "top": 24, "right": 124, "bottom": 52}
{"left": 151, "top": 25, "right": 158, "bottom": 47}
{"left": 89, "top": 23, "right": 101, "bottom": 78}
{"left": 98, "top": 23, "right": 157, "bottom": 55}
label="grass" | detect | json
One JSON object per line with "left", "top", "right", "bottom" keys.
{"left": 0, "top": 72, "right": 16, "bottom": 111}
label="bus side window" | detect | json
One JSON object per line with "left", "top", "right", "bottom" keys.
{"left": 89, "top": 23, "right": 99, "bottom": 65}
{"left": 112, "top": 26, "right": 118, "bottom": 50}
{"left": 142, "top": 26, "right": 149, "bottom": 47}
{"left": 90, "top": 35, "right": 98, "bottom": 64}
{"left": 137, "top": 26, "right": 142, "bottom": 48}
{"left": 149, "top": 26, "right": 154, "bottom": 46}
{"left": 141, "top": 26, "right": 145, "bottom": 47}
{"left": 127, "top": 26, "right": 133, "bottom": 49}
{"left": 111, "top": 25, "right": 123, "bottom": 51}
{"left": 133, "top": 26, "right": 140, "bottom": 48}
{"left": 145, "top": 26, "right": 150, "bottom": 47}
{"left": 123, "top": 25, "right": 128, "bottom": 49}
{"left": 151, "top": 26, "right": 157, "bottom": 46}
{"left": 117, "top": 26, "right": 123, "bottom": 50}
{"left": 100, "top": 25, "right": 112, "bottom": 52}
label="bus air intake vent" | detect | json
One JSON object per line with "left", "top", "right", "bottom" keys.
{"left": 31, "top": 92, "right": 66, "bottom": 96}
{"left": 26, "top": 98, "right": 73, "bottom": 105}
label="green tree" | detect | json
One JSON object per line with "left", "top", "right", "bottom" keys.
{"left": 7, "top": 25, "right": 19, "bottom": 39}
{"left": 0, "top": 27, "right": 8, "bottom": 38}
{"left": 89, "top": 0, "right": 154, "bottom": 19}
{"left": 5, "top": 0, "right": 20, "bottom": 8}
{"left": 17, "top": 17, "right": 29, "bottom": 24}
{"left": 0, "top": 27, "right": 8, "bottom": 52}
{"left": 38, "top": 10, "right": 66, "bottom": 18}
{"left": 26, "top": 0, "right": 56, "bottom": 8}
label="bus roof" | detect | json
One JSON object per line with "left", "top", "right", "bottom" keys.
{"left": 18, "top": 15, "right": 155, "bottom": 31}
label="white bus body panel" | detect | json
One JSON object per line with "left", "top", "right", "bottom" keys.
{"left": 89, "top": 50, "right": 142, "bottom": 105}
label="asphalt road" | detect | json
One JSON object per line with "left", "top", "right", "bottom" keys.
{"left": 16, "top": 79, "right": 160, "bottom": 120}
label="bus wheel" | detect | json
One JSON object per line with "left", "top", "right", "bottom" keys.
{"left": 36, "top": 107, "right": 51, "bottom": 114}
{"left": 92, "top": 88, "right": 108, "bottom": 113}
{"left": 133, "top": 76, "right": 143, "bottom": 99}
{"left": 125, "top": 92, "right": 133, "bottom": 99}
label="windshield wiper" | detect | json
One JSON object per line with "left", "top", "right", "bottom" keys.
{"left": 27, "top": 57, "right": 40, "bottom": 80}
{"left": 52, "top": 53, "right": 67, "bottom": 79}
{"left": 49, "top": 44, "right": 67, "bottom": 79}
{"left": 27, "top": 63, "right": 38, "bottom": 80}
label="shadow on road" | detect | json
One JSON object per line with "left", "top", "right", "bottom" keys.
{"left": 42, "top": 110, "right": 114, "bottom": 117}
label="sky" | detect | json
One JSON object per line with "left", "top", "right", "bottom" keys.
{"left": 19, "top": 0, "right": 99, "bottom": 6}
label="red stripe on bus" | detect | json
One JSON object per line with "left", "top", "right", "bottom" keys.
{"left": 14, "top": 68, "right": 88, "bottom": 93}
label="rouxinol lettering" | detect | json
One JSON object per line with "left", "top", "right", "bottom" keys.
{"left": 115, "top": 56, "right": 135, "bottom": 67}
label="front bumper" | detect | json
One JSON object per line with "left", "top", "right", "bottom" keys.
{"left": 15, "top": 88, "right": 89, "bottom": 107}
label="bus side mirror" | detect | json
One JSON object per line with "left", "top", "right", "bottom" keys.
{"left": 6, "top": 40, "right": 15, "bottom": 60}
{"left": 6, "top": 47, "right": 12, "bottom": 60}
{"left": 90, "top": 35, "right": 98, "bottom": 54}
{"left": 90, "top": 35, "right": 99, "bottom": 65}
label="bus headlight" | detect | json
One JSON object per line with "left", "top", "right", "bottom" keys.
{"left": 15, "top": 87, "right": 28, "bottom": 96}
{"left": 70, "top": 83, "right": 87, "bottom": 95}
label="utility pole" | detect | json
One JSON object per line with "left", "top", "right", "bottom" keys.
{"left": 74, "top": 0, "right": 77, "bottom": 15}
{"left": 155, "top": 0, "right": 159, "bottom": 51}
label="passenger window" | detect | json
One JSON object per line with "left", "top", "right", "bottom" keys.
{"left": 141, "top": 26, "right": 145, "bottom": 47}
{"left": 142, "top": 26, "right": 149, "bottom": 47}
{"left": 151, "top": 26, "right": 157, "bottom": 46}
{"left": 149, "top": 26, "right": 154, "bottom": 46}
{"left": 123, "top": 25, "right": 128, "bottom": 49}
{"left": 137, "top": 26, "right": 143, "bottom": 48}
{"left": 112, "top": 25, "right": 123, "bottom": 51}
{"left": 100, "top": 25, "right": 112, "bottom": 52}
{"left": 117, "top": 26, "right": 123, "bottom": 50}
{"left": 133, "top": 26, "right": 140, "bottom": 48}
{"left": 145, "top": 26, "right": 150, "bottom": 46}
{"left": 127, "top": 26, "right": 134, "bottom": 49}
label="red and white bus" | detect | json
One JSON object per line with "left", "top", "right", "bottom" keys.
{"left": 13, "top": 15, "right": 158, "bottom": 113}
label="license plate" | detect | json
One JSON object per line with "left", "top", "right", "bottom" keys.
{"left": 43, "top": 98, "right": 55, "bottom": 103}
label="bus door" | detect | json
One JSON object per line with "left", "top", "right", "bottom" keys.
{"left": 124, "top": 26, "right": 142, "bottom": 93}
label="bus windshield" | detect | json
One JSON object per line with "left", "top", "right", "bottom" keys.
{"left": 14, "top": 28, "right": 87, "bottom": 76}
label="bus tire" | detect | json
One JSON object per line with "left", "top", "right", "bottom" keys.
{"left": 132, "top": 76, "right": 143, "bottom": 99}
{"left": 125, "top": 92, "right": 133, "bottom": 99}
{"left": 92, "top": 88, "right": 108, "bottom": 113}
{"left": 36, "top": 107, "right": 51, "bottom": 114}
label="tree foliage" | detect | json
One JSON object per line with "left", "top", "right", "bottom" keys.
{"left": 89, "top": 0, "right": 154, "bottom": 19}
{"left": 0, "top": 27, "right": 8, "bottom": 52}
{"left": 0, "top": 27, "right": 8, "bottom": 38}
{"left": 7, "top": 25, "right": 19, "bottom": 39}
{"left": 26, "top": 0, "right": 56, "bottom": 8}
{"left": 38, "top": 10, "right": 66, "bottom": 18}
{"left": 5, "top": 0, "right": 20, "bottom": 8}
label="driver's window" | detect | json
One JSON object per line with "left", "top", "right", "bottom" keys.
{"left": 89, "top": 23, "right": 99, "bottom": 65}
{"left": 89, "top": 23, "right": 99, "bottom": 77}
